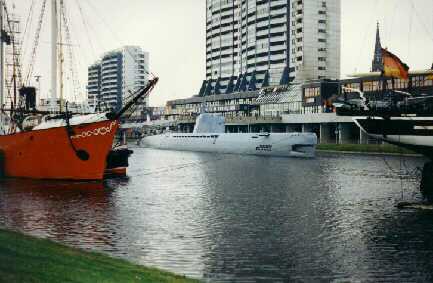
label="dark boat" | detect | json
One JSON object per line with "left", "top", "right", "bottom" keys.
{"left": 105, "top": 146, "right": 133, "bottom": 177}
{"left": 335, "top": 44, "right": 433, "bottom": 158}
{"left": 335, "top": 45, "right": 433, "bottom": 201}
{"left": 337, "top": 93, "right": 433, "bottom": 159}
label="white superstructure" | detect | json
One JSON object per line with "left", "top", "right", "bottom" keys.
{"left": 141, "top": 113, "right": 317, "bottom": 158}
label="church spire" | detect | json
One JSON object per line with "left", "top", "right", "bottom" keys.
{"left": 372, "top": 22, "right": 383, "bottom": 72}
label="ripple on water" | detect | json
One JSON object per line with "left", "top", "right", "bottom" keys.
{"left": 0, "top": 149, "right": 432, "bottom": 281}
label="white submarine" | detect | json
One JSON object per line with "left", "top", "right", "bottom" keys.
{"left": 140, "top": 114, "right": 317, "bottom": 158}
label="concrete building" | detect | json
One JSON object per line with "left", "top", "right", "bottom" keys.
{"left": 165, "top": 69, "right": 433, "bottom": 143}
{"left": 87, "top": 62, "right": 101, "bottom": 109}
{"left": 289, "top": 0, "right": 340, "bottom": 81}
{"left": 203, "top": 0, "right": 340, "bottom": 96}
{"left": 160, "top": 21, "right": 433, "bottom": 145}
{"left": 87, "top": 46, "right": 150, "bottom": 120}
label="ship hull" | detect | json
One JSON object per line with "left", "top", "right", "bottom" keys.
{"left": 354, "top": 117, "right": 433, "bottom": 158}
{"left": 141, "top": 132, "right": 317, "bottom": 158}
{"left": 105, "top": 147, "right": 132, "bottom": 177}
{"left": 0, "top": 120, "right": 118, "bottom": 180}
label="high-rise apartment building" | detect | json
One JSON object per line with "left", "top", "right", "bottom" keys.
{"left": 87, "top": 46, "right": 149, "bottom": 119}
{"left": 202, "top": 0, "right": 340, "bottom": 96}
{"left": 87, "top": 62, "right": 101, "bottom": 108}
{"left": 289, "top": 0, "right": 340, "bottom": 81}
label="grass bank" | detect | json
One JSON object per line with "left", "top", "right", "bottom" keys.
{"left": 0, "top": 229, "right": 199, "bottom": 283}
{"left": 317, "top": 143, "right": 417, "bottom": 155}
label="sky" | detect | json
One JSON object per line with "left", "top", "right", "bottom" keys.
{"left": 9, "top": 0, "right": 433, "bottom": 106}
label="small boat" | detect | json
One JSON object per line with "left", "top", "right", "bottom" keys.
{"left": 140, "top": 113, "right": 317, "bottom": 158}
{"left": 105, "top": 144, "right": 133, "bottom": 177}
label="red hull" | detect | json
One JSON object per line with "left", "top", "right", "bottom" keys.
{"left": 104, "top": 167, "right": 127, "bottom": 177}
{"left": 0, "top": 120, "right": 118, "bottom": 180}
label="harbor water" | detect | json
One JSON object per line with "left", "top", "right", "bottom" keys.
{"left": 1, "top": 148, "right": 433, "bottom": 282}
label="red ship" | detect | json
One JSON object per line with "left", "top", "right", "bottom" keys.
{"left": 0, "top": 78, "right": 157, "bottom": 180}
{"left": 0, "top": 118, "right": 118, "bottom": 180}
{"left": 0, "top": 0, "right": 158, "bottom": 180}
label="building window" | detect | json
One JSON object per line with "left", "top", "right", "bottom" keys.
{"left": 318, "top": 29, "right": 326, "bottom": 33}
{"left": 305, "top": 87, "right": 320, "bottom": 98}
{"left": 318, "top": 38, "right": 326, "bottom": 43}
{"left": 297, "top": 56, "right": 303, "bottom": 61}
{"left": 318, "top": 57, "right": 326, "bottom": 61}
{"left": 318, "top": 66, "right": 326, "bottom": 70}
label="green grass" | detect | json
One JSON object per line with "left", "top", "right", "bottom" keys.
{"left": 0, "top": 229, "right": 200, "bottom": 283}
{"left": 317, "top": 143, "right": 417, "bottom": 155}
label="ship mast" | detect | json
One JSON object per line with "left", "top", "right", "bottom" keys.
{"left": 59, "top": 0, "right": 64, "bottom": 112}
{"left": 0, "top": 0, "right": 4, "bottom": 110}
{"left": 50, "top": 0, "right": 58, "bottom": 112}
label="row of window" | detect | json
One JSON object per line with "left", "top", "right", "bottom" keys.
{"left": 171, "top": 135, "right": 220, "bottom": 139}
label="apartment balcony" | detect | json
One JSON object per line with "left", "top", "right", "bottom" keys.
{"left": 271, "top": 17, "right": 286, "bottom": 25}
{"left": 270, "top": 26, "right": 287, "bottom": 34}
{"left": 255, "top": 64, "right": 269, "bottom": 72}
{"left": 221, "top": 26, "right": 234, "bottom": 34}
{"left": 88, "top": 79, "right": 100, "bottom": 84}
{"left": 256, "top": 13, "right": 269, "bottom": 22}
{"left": 102, "top": 58, "right": 119, "bottom": 66}
{"left": 103, "top": 74, "right": 117, "bottom": 80}
{"left": 88, "top": 70, "right": 100, "bottom": 75}
{"left": 270, "top": 53, "right": 286, "bottom": 61}
{"left": 256, "top": 29, "right": 269, "bottom": 37}
{"left": 221, "top": 18, "right": 234, "bottom": 25}
{"left": 270, "top": 0, "right": 286, "bottom": 7}
{"left": 270, "top": 45, "right": 285, "bottom": 52}
{"left": 270, "top": 36, "right": 286, "bottom": 43}
{"left": 270, "top": 8, "right": 286, "bottom": 17}
{"left": 101, "top": 68, "right": 118, "bottom": 74}
{"left": 256, "top": 46, "right": 269, "bottom": 54}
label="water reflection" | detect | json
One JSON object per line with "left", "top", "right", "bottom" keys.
{"left": 0, "top": 179, "right": 116, "bottom": 250}
{"left": 0, "top": 149, "right": 432, "bottom": 281}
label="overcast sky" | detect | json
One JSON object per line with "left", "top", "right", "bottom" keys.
{"left": 10, "top": 0, "right": 433, "bottom": 106}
